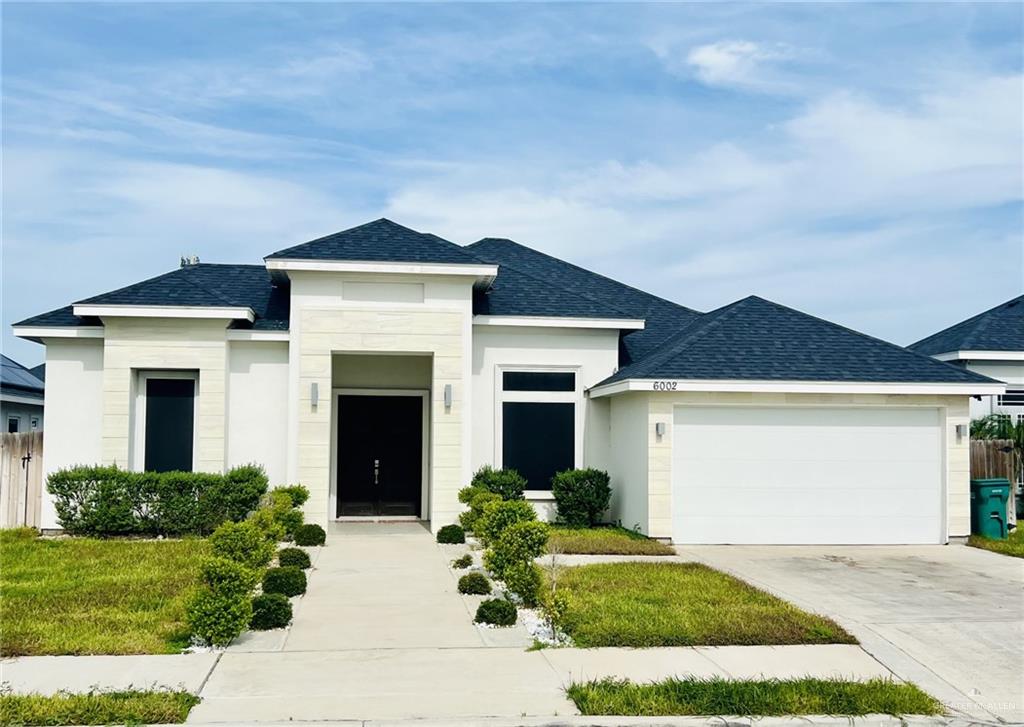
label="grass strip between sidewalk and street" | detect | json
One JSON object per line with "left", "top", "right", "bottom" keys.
{"left": 566, "top": 677, "right": 944, "bottom": 717}
{"left": 968, "top": 527, "right": 1024, "bottom": 558}
{"left": 0, "top": 690, "right": 200, "bottom": 725}
{"left": 548, "top": 526, "right": 676, "bottom": 555}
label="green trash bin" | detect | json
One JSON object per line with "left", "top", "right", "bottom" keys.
{"left": 970, "top": 478, "right": 1011, "bottom": 540}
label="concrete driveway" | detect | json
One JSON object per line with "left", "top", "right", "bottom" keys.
{"left": 678, "top": 544, "right": 1024, "bottom": 723}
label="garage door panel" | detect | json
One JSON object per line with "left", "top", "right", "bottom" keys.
{"left": 672, "top": 406, "right": 943, "bottom": 545}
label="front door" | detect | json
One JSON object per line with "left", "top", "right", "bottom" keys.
{"left": 337, "top": 394, "right": 423, "bottom": 517}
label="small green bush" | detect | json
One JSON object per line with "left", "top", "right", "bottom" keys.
{"left": 485, "top": 520, "right": 549, "bottom": 578}
{"left": 277, "top": 547, "right": 312, "bottom": 569}
{"left": 200, "top": 557, "right": 259, "bottom": 598}
{"left": 472, "top": 465, "right": 527, "bottom": 500}
{"left": 460, "top": 490, "right": 502, "bottom": 532}
{"left": 262, "top": 566, "right": 307, "bottom": 597}
{"left": 294, "top": 523, "right": 326, "bottom": 546}
{"left": 503, "top": 561, "right": 543, "bottom": 607}
{"left": 187, "top": 588, "right": 252, "bottom": 646}
{"left": 475, "top": 597, "right": 517, "bottom": 626}
{"left": 437, "top": 524, "right": 465, "bottom": 544}
{"left": 273, "top": 484, "right": 310, "bottom": 507}
{"left": 477, "top": 498, "right": 536, "bottom": 546}
{"left": 210, "top": 520, "right": 276, "bottom": 570}
{"left": 458, "top": 572, "right": 492, "bottom": 595}
{"left": 458, "top": 485, "right": 485, "bottom": 505}
{"left": 552, "top": 468, "right": 612, "bottom": 527}
{"left": 250, "top": 593, "right": 293, "bottom": 630}
{"left": 452, "top": 553, "right": 473, "bottom": 569}
{"left": 247, "top": 506, "right": 287, "bottom": 543}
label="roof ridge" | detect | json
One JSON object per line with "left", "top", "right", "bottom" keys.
{"left": 178, "top": 266, "right": 244, "bottom": 308}
{"left": 74, "top": 267, "right": 188, "bottom": 305}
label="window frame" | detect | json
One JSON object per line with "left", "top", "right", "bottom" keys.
{"left": 132, "top": 370, "right": 200, "bottom": 472}
{"left": 997, "top": 388, "right": 1024, "bottom": 407}
{"left": 494, "top": 364, "right": 583, "bottom": 496}
{"left": 7, "top": 416, "right": 20, "bottom": 433}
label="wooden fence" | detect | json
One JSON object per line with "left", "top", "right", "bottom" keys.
{"left": 0, "top": 431, "right": 43, "bottom": 528}
{"left": 970, "top": 438, "right": 1017, "bottom": 482}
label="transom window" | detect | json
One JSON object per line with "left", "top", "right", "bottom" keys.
{"left": 998, "top": 389, "right": 1024, "bottom": 407}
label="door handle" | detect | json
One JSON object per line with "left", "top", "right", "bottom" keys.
{"left": 373, "top": 459, "right": 380, "bottom": 486}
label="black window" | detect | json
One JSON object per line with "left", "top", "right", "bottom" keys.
{"left": 145, "top": 378, "right": 195, "bottom": 472}
{"left": 998, "top": 389, "right": 1024, "bottom": 406}
{"left": 7, "top": 417, "right": 19, "bottom": 433}
{"left": 502, "top": 371, "right": 575, "bottom": 392}
{"left": 502, "top": 402, "right": 574, "bottom": 490}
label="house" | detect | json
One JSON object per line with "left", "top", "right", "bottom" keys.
{"left": 909, "top": 295, "right": 1024, "bottom": 422}
{"left": 12, "top": 219, "right": 1003, "bottom": 544}
{"left": 1, "top": 355, "right": 45, "bottom": 433}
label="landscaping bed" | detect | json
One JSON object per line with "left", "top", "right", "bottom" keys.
{"left": 0, "top": 690, "right": 199, "bottom": 725}
{"left": 968, "top": 527, "right": 1023, "bottom": 558}
{"left": 548, "top": 526, "right": 675, "bottom": 555}
{"left": 566, "top": 677, "right": 942, "bottom": 717}
{"left": 554, "top": 562, "right": 855, "bottom": 647}
{"left": 0, "top": 529, "right": 209, "bottom": 655}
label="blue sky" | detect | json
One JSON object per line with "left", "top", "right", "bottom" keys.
{"left": 3, "top": 2, "right": 1022, "bottom": 366}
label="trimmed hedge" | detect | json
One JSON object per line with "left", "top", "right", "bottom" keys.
{"left": 273, "top": 484, "right": 310, "bottom": 507}
{"left": 459, "top": 490, "right": 502, "bottom": 533}
{"left": 471, "top": 466, "right": 526, "bottom": 501}
{"left": 48, "top": 464, "right": 268, "bottom": 536}
{"left": 250, "top": 593, "right": 293, "bottom": 630}
{"left": 210, "top": 520, "right": 276, "bottom": 570}
{"left": 294, "top": 524, "right": 326, "bottom": 546}
{"left": 262, "top": 566, "right": 307, "bottom": 597}
{"left": 476, "top": 499, "right": 536, "bottom": 546}
{"left": 475, "top": 598, "right": 517, "bottom": 626}
{"left": 277, "top": 547, "right": 312, "bottom": 569}
{"left": 436, "top": 524, "right": 465, "bottom": 544}
{"left": 458, "top": 572, "right": 492, "bottom": 595}
{"left": 552, "top": 469, "right": 612, "bottom": 527}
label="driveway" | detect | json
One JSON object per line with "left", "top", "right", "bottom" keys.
{"left": 678, "top": 544, "right": 1024, "bottom": 723}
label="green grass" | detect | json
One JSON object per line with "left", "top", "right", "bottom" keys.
{"left": 0, "top": 529, "right": 209, "bottom": 655}
{"left": 554, "top": 562, "right": 856, "bottom": 647}
{"left": 0, "top": 690, "right": 199, "bottom": 725}
{"left": 566, "top": 677, "right": 943, "bottom": 717}
{"left": 548, "top": 526, "right": 676, "bottom": 555}
{"left": 968, "top": 526, "right": 1024, "bottom": 558}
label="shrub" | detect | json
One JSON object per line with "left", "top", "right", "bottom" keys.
{"left": 460, "top": 490, "right": 502, "bottom": 532}
{"left": 210, "top": 520, "right": 276, "bottom": 570}
{"left": 273, "top": 484, "right": 310, "bottom": 507}
{"left": 452, "top": 553, "right": 473, "bottom": 569}
{"left": 262, "top": 491, "right": 303, "bottom": 538}
{"left": 458, "top": 572, "right": 492, "bottom": 595}
{"left": 262, "top": 566, "right": 307, "bottom": 597}
{"left": 475, "top": 598, "right": 517, "bottom": 626}
{"left": 277, "top": 547, "right": 312, "bottom": 569}
{"left": 485, "top": 520, "right": 549, "bottom": 579}
{"left": 294, "top": 523, "right": 326, "bottom": 546}
{"left": 436, "top": 524, "right": 465, "bottom": 544}
{"left": 247, "top": 506, "right": 287, "bottom": 543}
{"left": 187, "top": 588, "right": 252, "bottom": 646}
{"left": 250, "top": 593, "right": 292, "bottom": 630}
{"left": 458, "top": 485, "right": 485, "bottom": 505}
{"left": 503, "top": 561, "right": 543, "bottom": 607}
{"left": 471, "top": 466, "right": 527, "bottom": 501}
{"left": 200, "top": 557, "right": 259, "bottom": 598}
{"left": 552, "top": 469, "right": 612, "bottom": 527}
{"left": 477, "top": 499, "right": 536, "bottom": 546}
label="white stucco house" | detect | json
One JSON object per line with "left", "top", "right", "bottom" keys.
{"left": 910, "top": 295, "right": 1024, "bottom": 422}
{"left": 13, "top": 219, "right": 1004, "bottom": 544}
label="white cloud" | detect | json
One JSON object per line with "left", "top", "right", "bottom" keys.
{"left": 685, "top": 40, "right": 794, "bottom": 89}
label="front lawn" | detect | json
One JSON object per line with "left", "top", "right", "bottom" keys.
{"left": 0, "top": 690, "right": 199, "bottom": 725}
{"left": 968, "top": 527, "right": 1024, "bottom": 558}
{"left": 554, "top": 562, "right": 855, "bottom": 647}
{"left": 567, "top": 677, "right": 942, "bottom": 717}
{"left": 548, "top": 526, "right": 675, "bottom": 555}
{"left": 0, "top": 529, "right": 209, "bottom": 655}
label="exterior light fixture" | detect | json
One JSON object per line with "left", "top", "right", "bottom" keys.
{"left": 955, "top": 423, "right": 967, "bottom": 444}
{"left": 311, "top": 382, "right": 319, "bottom": 409}
{"left": 444, "top": 384, "right": 453, "bottom": 410}
{"left": 655, "top": 422, "right": 666, "bottom": 438}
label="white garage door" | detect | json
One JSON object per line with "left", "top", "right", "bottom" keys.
{"left": 672, "top": 406, "right": 944, "bottom": 545}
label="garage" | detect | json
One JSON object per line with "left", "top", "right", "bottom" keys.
{"left": 671, "top": 405, "right": 944, "bottom": 545}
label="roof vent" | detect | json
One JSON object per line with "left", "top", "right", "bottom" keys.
{"left": 180, "top": 255, "right": 200, "bottom": 267}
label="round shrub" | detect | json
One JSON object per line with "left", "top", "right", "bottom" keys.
{"left": 294, "top": 523, "right": 326, "bottom": 546}
{"left": 187, "top": 588, "right": 251, "bottom": 646}
{"left": 262, "top": 566, "right": 307, "bottom": 597}
{"left": 277, "top": 546, "right": 311, "bottom": 569}
{"left": 503, "top": 561, "right": 543, "bottom": 607}
{"left": 200, "top": 557, "right": 259, "bottom": 598}
{"left": 452, "top": 553, "right": 473, "bottom": 569}
{"left": 477, "top": 499, "right": 536, "bottom": 546}
{"left": 458, "top": 571, "right": 492, "bottom": 595}
{"left": 250, "top": 593, "right": 292, "bottom": 630}
{"left": 471, "top": 465, "right": 526, "bottom": 501}
{"left": 273, "top": 484, "right": 310, "bottom": 507}
{"left": 485, "top": 521, "right": 549, "bottom": 579}
{"left": 475, "top": 597, "right": 517, "bottom": 626}
{"left": 460, "top": 490, "right": 502, "bottom": 533}
{"left": 247, "top": 506, "right": 287, "bottom": 543}
{"left": 436, "top": 524, "right": 465, "bottom": 544}
{"left": 552, "top": 468, "right": 612, "bottom": 527}
{"left": 210, "top": 520, "right": 276, "bottom": 570}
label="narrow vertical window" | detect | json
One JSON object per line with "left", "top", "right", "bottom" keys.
{"left": 144, "top": 378, "right": 195, "bottom": 472}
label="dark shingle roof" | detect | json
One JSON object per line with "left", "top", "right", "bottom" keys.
{"left": 29, "top": 364, "right": 45, "bottom": 382}
{"left": 467, "top": 238, "right": 702, "bottom": 364}
{"left": 14, "top": 264, "right": 290, "bottom": 331}
{"left": 1, "top": 355, "right": 45, "bottom": 395}
{"left": 599, "top": 296, "right": 994, "bottom": 386}
{"left": 266, "top": 218, "right": 485, "bottom": 265}
{"left": 909, "top": 295, "right": 1024, "bottom": 355}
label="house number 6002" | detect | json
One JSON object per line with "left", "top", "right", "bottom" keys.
{"left": 652, "top": 381, "right": 677, "bottom": 391}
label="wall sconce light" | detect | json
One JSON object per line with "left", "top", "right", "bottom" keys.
{"left": 655, "top": 422, "right": 666, "bottom": 438}
{"left": 955, "top": 423, "right": 967, "bottom": 444}
{"left": 444, "top": 384, "right": 453, "bottom": 411}
{"left": 311, "top": 382, "right": 319, "bottom": 410}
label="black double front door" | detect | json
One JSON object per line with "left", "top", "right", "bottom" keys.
{"left": 337, "top": 395, "right": 423, "bottom": 517}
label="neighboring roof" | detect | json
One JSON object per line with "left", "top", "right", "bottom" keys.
{"left": 29, "top": 364, "right": 45, "bottom": 382}
{"left": 467, "top": 238, "right": 702, "bottom": 364}
{"left": 15, "top": 264, "right": 290, "bottom": 331}
{"left": 599, "top": 295, "right": 994, "bottom": 386}
{"left": 1, "top": 355, "right": 45, "bottom": 397}
{"left": 909, "top": 295, "right": 1024, "bottom": 355}
{"left": 266, "top": 218, "right": 486, "bottom": 265}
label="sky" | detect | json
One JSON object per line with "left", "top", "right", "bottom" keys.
{"left": 2, "top": 2, "right": 1022, "bottom": 366}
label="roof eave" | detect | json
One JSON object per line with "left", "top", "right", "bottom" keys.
{"left": 264, "top": 258, "right": 499, "bottom": 289}
{"left": 588, "top": 378, "right": 1007, "bottom": 398}
{"left": 931, "top": 350, "right": 1024, "bottom": 362}
{"left": 72, "top": 304, "right": 255, "bottom": 322}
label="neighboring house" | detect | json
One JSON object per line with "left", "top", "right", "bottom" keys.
{"left": 910, "top": 295, "right": 1024, "bottom": 422}
{"left": 13, "top": 219, "right": 1002, "bottom": 544}
{"left": 1, "top": 355, "right": 45, "bottom": 433}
